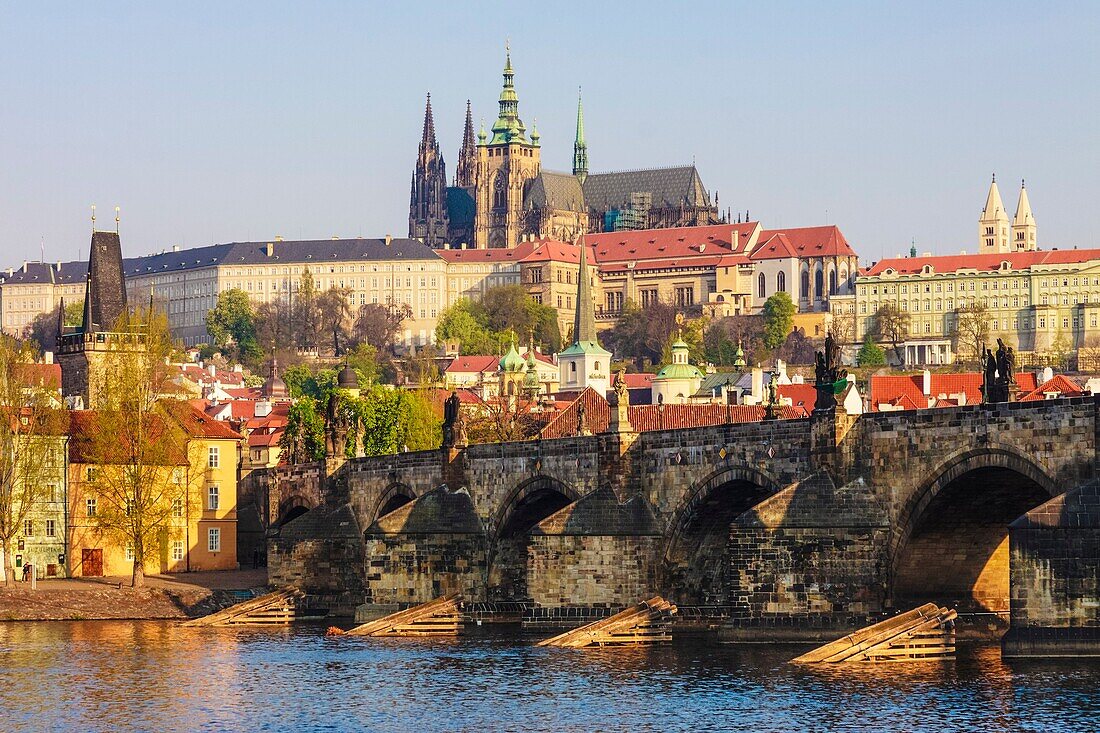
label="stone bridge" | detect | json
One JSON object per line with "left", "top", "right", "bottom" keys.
{"left": 265, "top": 397, "right": 1100, "bottom": 656}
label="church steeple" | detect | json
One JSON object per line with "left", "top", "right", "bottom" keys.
{"left": 455, "top": 100, "right": 476, "bottom": 188}
{"left": 557, "top": 238, "right": 610, "bottom": 394}
{"left": 490, "top": 43, "right": 527, "bottom": 144}
{"left": 408, "top": 92, "right": 449, "bottom": 248}
{"left": 1012, "top": 179, "right": 1037, "bottom": 251}
{"left": 572, "top": 240, "right": 597, "bottom": 346}
{"left": 979, "top": 174, "right": 1010, "bottom": 253}
{"left": 572, "top": 88, "right": 588, "bottom": 183}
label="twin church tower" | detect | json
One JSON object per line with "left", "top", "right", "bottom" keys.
{"left": 409, "top": 47, "right": 721, "bottom": 249}
{"left": 978, "top": 175, "right": 1037, "bottom": 253}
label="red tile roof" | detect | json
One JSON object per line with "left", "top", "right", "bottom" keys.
{"left": 864, "top": 248, "right": 1100, "bottom": 277}
{"left": 14, "top": 363, "right": 61, "bottom": 391}
{"left": 582, "top": 223, "right": 760, "bottom": 258}
{"left": 520, "top": 240, "right": 582, "bottom": 264}
{"left": 870, "top": 371, "right": 1043, "bottom": 411}
{"left": 539, "top": 388, "right": 807, "bottom": 438}
{"left": 445, "top": 355, "right": 499, "bottom": 375}
{"left": 750, "top": 232, "right": 799, "bottom": 260}
{"left": 777, "top": 383, "right": 817, "bottom": 410}
{"left": 161, "top": 400, "right": 243, "bottom": 440}
{"left": 1019, "top": 374, "right": 1085, "bottom": 401}
{"left": 435, "top": 241, "right": 539, "bottom": 263}
{"left": 753, "top": 225, "right": 856, "bottom": 259}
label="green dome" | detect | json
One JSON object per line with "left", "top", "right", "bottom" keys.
{"left": 654, "top": 363, "right": 704, "bottom": 381}
{"left": 499, "top": 342, "right": 525, "bottom": 373}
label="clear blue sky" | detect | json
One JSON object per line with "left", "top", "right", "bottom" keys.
{"left": 2, "top": 2, "right": 1098, "bottom": 266}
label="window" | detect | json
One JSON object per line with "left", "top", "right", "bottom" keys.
{"left": 86, "top": 498, "right": 97, "bottom": 517}
{"left": 777, "top": 271, "right": 786, "bottom": 293}
{"left": 208, "top": 528, "right": 221, "bottom": 552}
{"left": 172, "top": 499, "right": 183, "bottom": 518}
{"left": 758, "top": 272, "right": 766, "bottom": 298}
{"left": 208, "top": 446, "right": 219, "bottom": 469}
{"left": 125, "top": 546, "right": 134, "bottom": 561}
{"left": 208, "top": 486, "right": 220, "bottom": 511}
{"left": 801, "top": 271, "right": 810, "bottom": 299}
{"left": 172, "top": 541, "right": 184, "bottom": 561}
{"left": 814, "top": 269, "right": 823, "bottom": 299}
{"left": 86, "top": 466, "right": 97, "bottom": 482}
{"left": 45, "top": 520, "right": 55, "bottom": 537}
{"left": 23, "top": 520, "right": 32, "bottom": 537}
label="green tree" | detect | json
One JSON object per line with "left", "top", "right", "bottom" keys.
{"left": 857, "top": 334, "right": 887, "bottom": 366}
{"left": 292, "top": 269, "right": 322, "bottom": 352}
{"left": 604, "top": 300, "right": 681, "bottom": 366}
{"left": 762, "top": 292, "right": 796, "bottom": 350}
{"left": 435, "top": 300, "right": 498, "bottom": 355}
{"left": 281, "top": 398, "right": 326, "bottom": 463}
{"left": 205, "top": 289, "right": 260, "bottom": 362}
{"left": 23, "top": 299, "right": 84, "bottom": 353}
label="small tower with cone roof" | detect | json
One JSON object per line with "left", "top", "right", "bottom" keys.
{"left": 557, "top": 240, "right": 611, "bottom": 395}
{"left": 979, "top": 174, "right": 1011, "bottom": 253}
{"left": 1012, "top": 180, "right": 1037, "bottom": 251}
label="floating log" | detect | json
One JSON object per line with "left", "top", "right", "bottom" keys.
{"left": 791, "top": 603, "right": 957, "bottom": 663}
{"left": 182, "top": 588, "right": 321, "bottom": 627}
{"left": 336, "top": 594, "right": 464, "bottom": 637}
{"left": 537, "top": 597, "right": 677, "bottom": 648}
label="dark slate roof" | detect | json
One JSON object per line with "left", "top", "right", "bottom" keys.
{"left": 582, "top": 165, "right": 712, "bottom": 211}
{"left": 446, "top": 186, "right": 476, "bottom": 226}
{"left": 524, "top": 171, "right": 586, "bottom": 212}
{"left": 280, "top": 503, "right": 362, "bottom": 541}
{"left": 122, "top": 238, "right": 442, "bottom": 278}
{"left": 0, "top": 260, "right": 86, "bottom": 286}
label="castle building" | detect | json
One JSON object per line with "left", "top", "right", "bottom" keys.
{"left": 408, "top": 49, "right": 722, "bottom": 250}
{"left": 839, "top": 181, "right": 1100, "bottom": 366}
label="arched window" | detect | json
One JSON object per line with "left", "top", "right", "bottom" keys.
{"left": 492, "top": 173, "right": 506, "bottom": 209}
{"left": 777, "top": 271, "right": 786, "bottom": 293}
{"left": 801, "top": 270, "right": 810, "bottom": 299}
{"left": 814, "top": 269, "right": 824, "bottom": 299}
{"left": 758, "top": 273, "right": 767, "bottom": 298}
{"left": 828, "top": 270, "right": 837, "bottom": 296}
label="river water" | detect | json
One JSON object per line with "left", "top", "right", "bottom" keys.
{"left": 0, "top": 621, "right": 1097, "bottom": 732}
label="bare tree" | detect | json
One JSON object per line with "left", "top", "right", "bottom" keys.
{"left": 1078, "top": 335, "right": 1100, "bottom": 372}
{"left": 78, "top": 308, "right": 201, "bottom": 587}
{"left": 951, "top": 301, "right": 991, "bottom": 366}
{"left": 869, "top": 302, "right": 910, "bottom": 363}
{"left": 354, "top": 300, "right": 413, "bottom": 353}
{"left": 0, "top": 340, "right": 65, "bottom": 586}
{"left": 829, "top": 304, "right": 857, "bottom": 345}
{"left": 317, "top": 286, "right": 354, "bottom": 355}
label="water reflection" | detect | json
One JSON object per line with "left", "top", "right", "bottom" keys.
{"left": 0, "top": 623, "right": 1097, "bottom": 732}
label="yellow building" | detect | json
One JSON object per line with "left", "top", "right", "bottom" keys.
{"left": 67, "top": 402, "right": 241, "bottom": 577}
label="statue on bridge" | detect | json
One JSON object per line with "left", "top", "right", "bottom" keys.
{"left": 814, "top": 331, "right": 847, "bottom": 412}
{"left": 442, "top": 391, "right": 461, "bottom": 449}
{"left": 982, "top": 340, "right": 1016, "bottom": 403}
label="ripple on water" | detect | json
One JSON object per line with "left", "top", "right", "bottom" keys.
{"left": 0, "top": 622, "right": 1098, "bottom": 732}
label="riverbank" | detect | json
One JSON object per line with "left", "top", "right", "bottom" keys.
{"left": 0, "top": 569, "right": 267, "bottom": 621}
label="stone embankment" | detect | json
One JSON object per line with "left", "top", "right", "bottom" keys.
{"left": 0, "top": 570, "right": 267, "bottom": 621}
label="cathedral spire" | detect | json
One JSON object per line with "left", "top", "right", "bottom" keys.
{"left": 491, "top": 43, "right": 527, "bottom": 144}
{"left": 421, "top": 92, "right": 437, "bottom": 146}
{"left": 573, "top": 88, "right": 588, "bottom": 183}
{"left": 408, "top": 92, "right": 448, "bottom": 247}
{"left": 455, "top": 100, "right": 477, "bottom": 188}
{"left": 572, "top": 240, "right": 597, "bottom": 345}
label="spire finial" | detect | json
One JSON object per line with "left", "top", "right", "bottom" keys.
{"left": 115, "top": 206, "right": 120, "bottom": 233}
{"left": 1021, "top": 178, "right": 1026, "bottom": 189}
{"left": 992, "top": 172, "right": 996, "bottom": 183}
{"left": 91, "top": 204, "right": 96, "bottom": 231}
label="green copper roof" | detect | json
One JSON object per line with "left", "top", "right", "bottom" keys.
{"left": 490, "top": 47, "right": 528, "bottom": 145}
{"left": 654, "top": 362, "right": 703, "bottom": 380}
{"left": 573, "top": 89, "right": 588, "bottom": 179}
{"left": 559, "top": 339, "right": 611, "bottom": 357}
{"left": 499, "top": 341, "right": 525, "bottom": 372}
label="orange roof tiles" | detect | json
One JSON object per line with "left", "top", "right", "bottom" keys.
{"left": 870, "top": 371, "right": 1044, "bottom": 411}
{"left": 864, "top": 247, "right": 1100, "bottom": 277}
{"left": 753, "top": 225, "right": 856, "bottom": 259}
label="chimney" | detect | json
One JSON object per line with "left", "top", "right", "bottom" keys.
{"left": 22, "top": 261, "right": 28, "bottom": 273}
{"left": 56, "top": 261, "right": 62, "bottom": 271}
{"left": 208, "top": 364, "right": 216, "bottom": 377}
{"left": 1042, "top": 366, "right": 1054, "bottom": 383}
{"left": 385, "top": 234, "right": 393, "bottom": 246}
{"left": 275, "top": 235, "right": 283, "bottom": 242}
{"left": 265, "top": 242, "right": 274, "bottom": 257}
{"left": 255, "top": 400, "right": 272, "bottom": 418}
{"left": 751, "top": 367, "right": 763, "bottom": 404}
{"left": 43, "top": 351, "right": 54, "bottom": 364}
{"left": 922, "top": 369, "right": 931, "bottom": 396}
{"left": 172, "top": 245, "right": 180, "bottom": 252}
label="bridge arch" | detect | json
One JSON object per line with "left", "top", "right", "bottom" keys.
{"left": 487, "top": 475, "right": 581, "bottom": 601}
{"left": 662, "top": 465, "right": 781, "bottom": 605}
{"left": 891, "top": 445, "right": 1058, "bottom": 615}
{"left": 277, "top": 495, "right": 314, "bottom": 527}
{"left": 371, "top": 482, "right": 417, "bottom": 523}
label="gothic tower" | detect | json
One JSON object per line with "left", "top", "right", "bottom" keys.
{"left": 408, "top": 93, "right": 449, "bottom": 248}
{"left": 454, "top": 100, "right": 477, "bottom": 189}
{"left": 473, "top": 46, "right": 541, "bottom": 249}
{"left": 978, "top": 174, "right": 1010, "bottom": 253}
{"left": 1012, "top": 180, "right": 1037, "bottom": 251}
{"left": 572, "top": 89, "right": 588, "bottom": 184}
